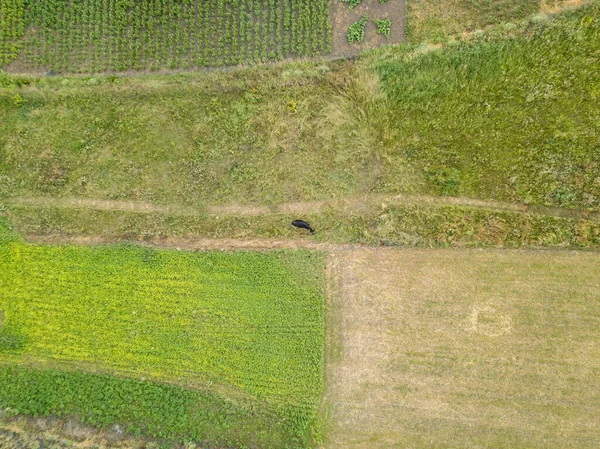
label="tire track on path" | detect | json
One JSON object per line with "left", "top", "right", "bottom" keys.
{"left": 5, "top": 194, "right": 600, "bottom": 221}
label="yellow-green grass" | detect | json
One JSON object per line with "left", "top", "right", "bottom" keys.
{"left": 1, "top": 2, "right": 599, "bottom": 227}
{"left": 327, "top": 247, "right": 600, "bottom": 448}
{"left": 0, "top": 221, "right": 326, "bottom": 447}
{"left": 405, "top": 0, "right": 585, "bottom": 43}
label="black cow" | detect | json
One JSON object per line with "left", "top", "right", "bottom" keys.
{"left": 292, "top": 220, "right": 315, "bottom": 234}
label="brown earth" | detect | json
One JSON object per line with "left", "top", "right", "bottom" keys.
{"left": 25, "top": 234, "right": 336, "bottom": 251}
{"left": 330, "top": 0, "right": 406, "bottom": 57}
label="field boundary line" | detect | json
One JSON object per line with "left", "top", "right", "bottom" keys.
{"left": 5, "top": 194, "right": 600, "bottom": 221}
{"left": 24, "top": 234, "right": 349, "bottom": 251}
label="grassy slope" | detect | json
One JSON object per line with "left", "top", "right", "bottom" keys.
{"left": 370, "top": 4, "right": 600, "bottom": 210}
{"left": 1, "top": 5, "right": 600, "bottom": 248}
{"left": 0, "top": 226, "right": 326, "bottom": 447}
{"left": 405, "top": 0, "right": 582, "bottom": 43}
{"left": 1, "top": 3, "right": 599, "bottom": 216}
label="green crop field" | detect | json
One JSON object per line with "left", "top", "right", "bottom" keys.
{"left": 0, "top": 0, "right": 331, "bottom": 73}
{"left": 0, "top": 219, "right": 326, "bottom": 447}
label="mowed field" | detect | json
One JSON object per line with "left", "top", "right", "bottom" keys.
{"left": 0, "top": 0, "right": 331, "bottom": 73}
{"left": 326, "top": 248, "right": 600, "bottom": 448}
{"left": 0, "top": 220, "right": 326, "bottom": 447}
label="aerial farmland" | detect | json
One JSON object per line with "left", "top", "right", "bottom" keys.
{"left": 1, "top": 0, "right": 599, "bottom": 448}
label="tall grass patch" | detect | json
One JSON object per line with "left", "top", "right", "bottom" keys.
{"left": 372, "top": 3, "right": 600, "bottom": 210}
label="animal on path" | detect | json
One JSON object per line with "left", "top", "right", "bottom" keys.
{"left": 292, "top": 220, "right": 315, "bottom": 234}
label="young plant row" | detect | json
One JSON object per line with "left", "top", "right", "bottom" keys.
{"left": 0, "top": 0, "right": 25, "bottom": 65}
{"left": 0, "top": 0, "right": 332, "bottom": 73}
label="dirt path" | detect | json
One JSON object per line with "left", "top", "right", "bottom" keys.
{"left": 26, "top": 234, "right": 348, "bottom": 251}
{"left": 6, "top": 193, "right": 600, "bottom": 221}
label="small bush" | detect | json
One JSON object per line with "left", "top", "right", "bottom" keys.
{"left": 374, "top": 18, "right": 392, "bottom": 39}
{"left": 347, "top": 16, "right": 369, "bottom": 44}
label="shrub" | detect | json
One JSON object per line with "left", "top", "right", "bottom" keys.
{"left": 347, "top": 15, "right": 369, "bottom": 44}
{"left": 374, "top": 18, "right": 391, "bottom": 39}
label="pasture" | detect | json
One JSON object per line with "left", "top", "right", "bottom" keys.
{"left": 326, "top": 247, "right": 600, "bottom": 448}
{"left": 0, "top": 229, "right": 326, "bottom": 447}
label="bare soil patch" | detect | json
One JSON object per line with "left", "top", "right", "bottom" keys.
{"left": 331, "top": 0, "right": 406, "bottom": 57}
{"left": 325, "top": 247, "right": 600, "bottom": 448}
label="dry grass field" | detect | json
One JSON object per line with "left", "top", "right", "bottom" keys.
{"left": 325, "top": 248, "right": 600, "bottom": 448}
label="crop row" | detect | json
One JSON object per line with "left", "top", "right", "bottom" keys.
{"left": 0, "top": 0, "right": 25, "bottom": 65}
{"left": 0, "top": 0, "right": 332, "bottom": 73}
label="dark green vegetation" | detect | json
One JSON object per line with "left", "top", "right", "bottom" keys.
{"left": 1, "top": 3, "right": 599, "bottom": 247}
{"left": 0, "top": 0, "right": 331, "bottom": 73}
{"left": 347, "top": 15, "right": 368, "bottom": 43}
{"left": 373, "top": 18, "right": 391, "bottom": 38}
{"left": 0, "top": 366, "right": 285, "bottom": 445}
{"left": 0, "top": 221, "right": 326, "bottom": 447}
{"left": 340, "top": 0, "right": 363, "bottom": 9}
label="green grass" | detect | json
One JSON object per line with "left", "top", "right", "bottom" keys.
{"left": 5, "top": 201, "right": 600, "bottom": 248}
{"left": 0, "top": 0, "right": 332, "bottom": 73}
{"left": 1, "top": 3, "right": 598, "bottom": 226}
{"left": 371, "top": 5, "right": 600, "bottom": 210}
{"left": 0, "top": 232, "right": 326, "bottom": 447}
{"left": 405, "top": 0, "right": 577, "bottom": 43}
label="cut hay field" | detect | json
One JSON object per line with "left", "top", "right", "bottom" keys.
{"left": 0, "top": 219, "right": 326, "bottom": 447}
{"left": 326, "top": 247, "right": 600, "bottom": 448}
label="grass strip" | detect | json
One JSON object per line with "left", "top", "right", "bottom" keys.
{"left": 5, "top": 203, "right": 600, "bottom": 248}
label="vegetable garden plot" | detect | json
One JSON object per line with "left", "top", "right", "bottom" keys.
{"left": 0, "top": 0, "right": 332, "bottom": 73}
{"left": 0, "top": 238, "right": 326, "bottom": 446}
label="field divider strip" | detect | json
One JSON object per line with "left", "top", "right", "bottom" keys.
{"left": 23, "top": 234, "right": 343, "bottom": 251}
{"left": 4, "top": 194, "right": 600, "bottom": 222}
